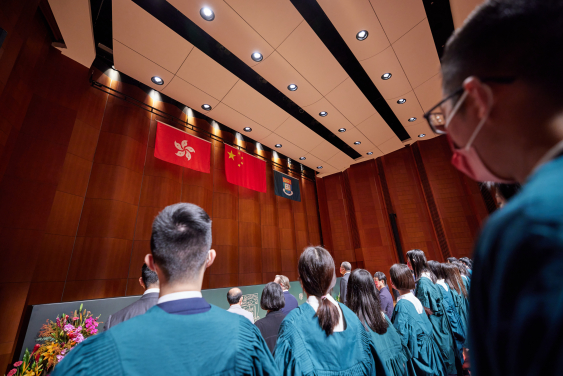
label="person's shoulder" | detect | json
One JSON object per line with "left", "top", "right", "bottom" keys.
{"left": 281, "top": 302, "right": 310, "bottom": 325}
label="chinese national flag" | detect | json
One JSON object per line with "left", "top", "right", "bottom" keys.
{"left": 154, "top": 121, "right": 211, "bottom": 173}
{"left": 224, "top": 144, "right": 266, "bottom": 192}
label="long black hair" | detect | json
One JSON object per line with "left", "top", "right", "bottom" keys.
{"left": 443, "top": 263, "right": 469, "bottom": 298}
{"left": 347, "top": 269, "right": 388, "bottom": 335}
{"left": 298, "top": 246, "right": 339, "bottom": 336}
{"left": 427, "top": 260, "right": 445, "bottom": 280}
{"left": 406, "top": 249, "right": 437, "bottom": 283}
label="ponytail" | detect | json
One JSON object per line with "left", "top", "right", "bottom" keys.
{"left": 316, "top": 296, "right": 340, "bottom": 336}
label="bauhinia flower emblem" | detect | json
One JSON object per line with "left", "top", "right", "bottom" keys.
{"left": 175, "top": 140, "right": 195, "bottom": 160}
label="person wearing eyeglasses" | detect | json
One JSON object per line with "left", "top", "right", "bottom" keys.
{"left": 424, "top": 1, "right": 563, "bottom": 375}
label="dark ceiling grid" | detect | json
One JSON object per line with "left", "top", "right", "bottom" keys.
{"left": 421, "top": 0, "right": 455, "bottom": 58}
{"left": 130, "top": 0, "right": 362, "bottom": 159}
{"left": 289, "top": 0, "right": 411, "bottom": 142}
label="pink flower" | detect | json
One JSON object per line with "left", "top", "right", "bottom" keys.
{"left": 73, "top": 317, "right": 79, "bottom": 320}
{"left": 89, "top": 328, "right": 98, "bottom": 335}
{"left": 13, "top": 361, "right": 22, "bottom": 367}
{"left": 7, "top": 369, "right": 17, "bottom": 376}
{"left": 61, "top": 349, "right": 67, "bottom": 355}
{"left": 74, "top": 333, "right": 85, "bottom": 343}
{"left": 63, "top": 324, "right": 75, "bottom": 333}
{"left": 56, "top": 355, "right": 65, "bottom": 362}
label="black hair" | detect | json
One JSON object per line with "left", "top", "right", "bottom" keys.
{"left": 227, "top": 289, "right": 243, "bottom": 305}
{"left": 442, "top": 0, "right": 563, "bottom": 102}
{"left": 389, "top": 264, "right": 415, "bottom": 290}
{"left": 484, "top": 182, "right": 522, "bottom": 203}
{"left": 427, "top": 260, "right": 445, "bottom": 280}
{"left": 141, "top": 264, "right": 159, "bottom": 287}
{"left": 447, "top": 257, "right": 458, "bottom": 263}
{"left": 453, "top": 261, "right": 471, "bottom": 279}
{"left": 459, "top": 257, "right": 473, "bottom": 270}
{"left": 373, "top": 271, "right": 387, "bottom": 286}
{"left": 406, "top": 249, "right": 437, "bottom": 283}
{"left": 347, "top": 269, "right": 388, "bottom": 335}
{"left": 443, "top": 263, "right": 469, "bottom": 299}
{"left": 150, "top": 203, "right": 212, "bottom": 282}
{"left": 298, "top": 246, "right": 339, "bottom": 336}
{"left": 260, "top": 282, "right": 285, "bottom": 311}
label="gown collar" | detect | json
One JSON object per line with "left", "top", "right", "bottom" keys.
{"left": 436, "top": 279, "right": 449, "bottom": 291}
{"left": 397, "top": 292, "right": 423, "bottom": 314}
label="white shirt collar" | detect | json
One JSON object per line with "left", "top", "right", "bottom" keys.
{"left": 306, "top": 295, "right": 344, "bottom": 332}
{"left": 421, "top": 272, "right": 432, "bottom": 281}
{"left": 436, "top": 279, "right": 449, "bottom": 291}
{"left": 397, "top": 292, "right": 423, "bottom": 314}
{"left": 157, "top": 291, "right": 202, "bottom": 304}
{"left": 531, "top": 139, "right": 563, "bottom": 177}
{"left": 143, "top": 288, "right": 160, "bottom": 296}
{"left": 282, "top": 289, "right": 288, "bottom": 292}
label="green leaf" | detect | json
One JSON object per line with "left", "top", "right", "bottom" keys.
{"left": 79, "top": 303, "right": 83, "bottom": 312}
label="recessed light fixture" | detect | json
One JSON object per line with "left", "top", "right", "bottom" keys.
{"left": 408, "top": 117, "right": 417, "bottom": 122}
{"left": 317, "top": 166, "right": 323, "bottom": 169}
{"left": 319, "top": 111, "right": 328, "bottom": 117}
{"left": 275, "top": 144, "right": 282, "bottom": 148}
{"left": 397, "top": 98, "right": 406, "bottom": 104}
{"left": 338, "top": 128, "right": 346, "bottom": 133}
{"left": 367, "top": 152, "right": 373, "bottom": 155}
{"left": 418, "top": 134, "right": 426, "bottom": 138}
{"left": 354, "top": 141, "right": 361, "bottom": 145}
{"left": 381, "top": 73, "right": 392, "bottom": 80}
{"left": 151, "top": 76, "right": 164, "bottom": 85}
{"left": 111, "top": 65, "right": 116, "bottom": 70}
{"left": 200, "top": 7, "right": 215, "bottom": 21}
{"left": 356, "top": 30, "right": 369, "bottom": 41}
{"left": 287, "top": 84, "right": 298, "bottom": 91}
{"left": 201, "top": 104, "right": 212, "bottom": 111}
{"left": 299, "top": 157, "right": 306, "bottom": 160}
{"left": 243, "top": 127, "right": 252, "bottom": 132}
{"left": 251, "top": 52, "right": 263, "bottom": 62}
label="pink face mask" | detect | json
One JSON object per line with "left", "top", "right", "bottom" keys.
{"left": 445, "top": 91, "right": 515, "bottom": 183}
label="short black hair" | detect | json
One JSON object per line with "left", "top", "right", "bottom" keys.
{"left": 150, "top": 203, "right": 212, "bottom": 282}
{"left": 373, "top": 272, "right": 387, "bottom": 285}
{"left": 227, "top": 289, "right": 242, "bottom": 305}
{"left": 141, "top": 264, "right": 158, "bottom": 287}
{"left": 389, "top": 264, "right": 415, "bottom": 290}
{"left": 260, "top": 282, "right": 285, "bottom": 311}
{"left": 442, "top": 0, "right": 563, "bottom": 101}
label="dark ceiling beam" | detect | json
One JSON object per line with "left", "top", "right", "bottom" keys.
{"left": 422, "top": 0, "right": 455, "bottom": 58}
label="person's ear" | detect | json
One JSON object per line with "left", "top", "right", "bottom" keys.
{"left": 139, "top": 277, "right": 146, "bottom": 290}
{"left": 205, "top": 249, "right": 216, "bottom": 269}
{"left": 463, "top": 76, "right": 494, "bottom": 120}
{"left": 145, "top": 254, "right": 156, "bottom": 272}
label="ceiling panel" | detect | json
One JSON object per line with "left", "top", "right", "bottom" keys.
{"left": 161, "top": 76, "right": 221, "bottom": 111}
{"left": 450, "top": 0, "right": 485, "bottom": 29}
{"left": 378, "top": 137, "right": 404, "bottom": 154}
{"left": 369, "top": 0, "right": 426, "bottom": 43}
{"left": 309, "top": 140, "right": 341, "bottom": 161}
{"left": 223, "top": 0, "right": 302, "bottom": 49}
{"left": 316, "top": 165, "right": 339, "bottom": 177}
{"left": 316, "top": 0, "right": 389, "bottom": 61}
{"left": 386, "top": 91, "right": 424, "bottom": 125}
{"left": 274, "top": 117, "right": 324, "bottom": 152}
{"left": 207, "top": 103, "right": 272, "bottom": 141}
{"left": 113, "top": 40, "right": 175, "bottom": 91}
{"left": 336, "top": 127, "right": 377, "bottom": 155}
{"left": 393, "top": 21, "right": 441, "bottom": 89}
{"left": 167, "top": 0, "right": 274, "bottom": 67}
{"left": 414, "top": 73, "right": 442, "bottom": 112}
{"left": 113, "top": 0, "right": 193, "bottom": 74}
{"left": 259, "top": 133, "right": 307, "bottom": 160}
{"left": 360, "top": 46, "right": 412, "bottom": 100}
{"left": 355, "top": 112, "right": 398, "bottom": 145}
{"left": 328, "top": 151, "right": 354, "bottom": 170}
{"left": 404, "top": 122, "right": 436, "bottom": 140}
{"left": 277, "top": 22, "right": 349, "bottom": 96}
{"left": 253, "top": 51, "right": 322, "bottom": 107}
{"left": 300, "top": 153, "right": 336, "bottom": 172}
{"left": 221, "top": 81, "right": 290, "bottom": 130}
{"left": 176, "top": 48, "right": 239, "bottom": 101}
{"left": 301, "top": 98, "right": 355, "bottom": 134}
{"left": 325, "top": 78, "right": 375, "bottom": 126}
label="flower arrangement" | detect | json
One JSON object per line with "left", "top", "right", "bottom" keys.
{"left": 5, "top": 304, "right": 101, "bottom": 376}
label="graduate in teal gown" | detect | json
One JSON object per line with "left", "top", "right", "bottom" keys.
{"left": 443, "top": 263, "right": 470, "bottom": 336}
{"left": 274, "top": 247, "right": 378, "bottom": 375}
{"left": 389, "top": 264, "right": 446, "bottom": 376}
{"left": 51, "top": 203, "right": 277, "bottom": 376}
{"left": 407, "top": 250, "right": 457, "bottom": 375}
{"left": 347, "top": 269, "right": 411, "bottom": 376}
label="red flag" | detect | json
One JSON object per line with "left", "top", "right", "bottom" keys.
{"left": 224, "top": 144, "right": 266, "bottom": 192}
{"left": 154, "top": 121, "right": 211, "bottom": 173}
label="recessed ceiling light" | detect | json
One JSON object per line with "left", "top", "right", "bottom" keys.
{"left": 317, "top": 166, "right": 323, "bottom": 169}
{"left": 243, "top": 127, "right": 252, "bottom": 132}
{"left": 251, "top": 52, "right": 263, "bottom": 62}
{"left": 151, "top": 76, "right": 164, "bottom": 85}
{"left": 338, "top": 128, "right": 346, "bottom": 133}
{"left": 201, "top": 104, "right": 212, "bottom": 111}
{"left": 354, "top": 141, "right": 361, "bottom": 145}
{"left": 275, "top": 144, "right": 282, "bottom": 148}
{"left": 367, "top": 152, "right": 373, "bottom": 155}
{"left": 356, "top": 30, "right": 369, "bottom": 41}
{"left": 299, "top": 157, "right": 306, "bottom": 160}
{"left": 200, "top": 7, "right": 215, "bottom": 21}
{"left": 418, "top": 134, "right": 426, "bottom": 138}
{"left": 287, "top": 84, "right": 298, "bottom": 91}
{"left": 111, "top": 65, "right": 116, "bottom": 70}
{"left": 408, "top": 117, "right": 417, "bottom": 122}
{"left": 381, "top": 73, "right": 392, "bottom": 80}
{"left": 397, "top": 98, "right": 406, "bottom": 104}
{"left": 319, "top": 111, "right": 328, "bottom": 117}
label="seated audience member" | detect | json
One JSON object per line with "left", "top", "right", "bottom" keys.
{"left": 274, "top": 274, "right": 298, "bottom": 314}
{"left": 390, "top": 264, "right": 447, "bottom": 376}
{"left": 348, "top": 269, "right": 410, "bottom": 376}
{"left": 104, "top": 264, "right": 160, "bottom": 330}
{"left": 275, "top": 247, "right": 379, "bottom": 375}
{"left": 339, "top": 261, "right": 351, "bottom": 304}
{"left": 407, "top": 250, "right": 456, "bottom": 375}
{"left": 226, "top": 288, "right": 254, "bottom": 323}
{"left": 442, "top": 263, "right": 469, "bottom": 334}
{"left": 374, "top": 271, "right": 394, "bottom": 319}
{"left": 52, "top": 203, "right": 276, "bottom": 375}
{"left": 255, "top": 282, "right": 286, "bottom": 354}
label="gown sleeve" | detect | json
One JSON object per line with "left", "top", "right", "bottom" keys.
{"left": 273, "top": 320, "right": 304, "bottom": 376}
{"left": 237, "top": 319, "right": 279, "bottom": 376}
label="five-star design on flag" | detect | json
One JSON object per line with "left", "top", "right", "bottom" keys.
{"left": 227, "top": 150, "right": 245, "bottom": 167}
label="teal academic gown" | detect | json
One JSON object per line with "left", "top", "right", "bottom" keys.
{"left": 415, "top": 277, "right": 457, "bottom": 375}
{"left": 391, "top": 299, "right": 446, "bottom": 376}
{"left": 274, "top": 302, "right": 380, "bottom": 375}
{"left": 51, "top": 305, "right": 277, "bottom": 375}
{"left": 437, "top": 284, "right": 465, "bottom": 363}
{"left": 470, "top": 154, "right": 563, "bottom": 375}
{"left": 368, "top": 316, "right": 411, "bottom": 376}
{"left": 450, "top": 287, "right": 469, "bottom": 336}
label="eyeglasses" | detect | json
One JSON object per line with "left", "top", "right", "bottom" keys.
{"left": 423, "top": 77, "right": 516, "bottom": 135}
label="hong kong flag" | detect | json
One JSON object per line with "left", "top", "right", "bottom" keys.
{"left": 154, "top": 121, "right": 211, "bottom": 173}
{"left": 225, "top": 144, "right": 266, "bottom": 192}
